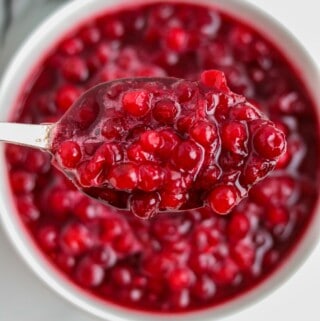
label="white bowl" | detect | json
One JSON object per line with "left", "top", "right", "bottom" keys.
{"left": 0, "top": 0, "right": 319, "bottom": 320}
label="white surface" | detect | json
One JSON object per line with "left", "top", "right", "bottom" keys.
{"left": 0, "top": 1, "right": 319, "bottom": 320}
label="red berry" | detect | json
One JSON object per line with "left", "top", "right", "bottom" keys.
{"left": 140, "top": 131, "right": 162, "bottom": 152}
{"left": 130, "top": 193, "right": 160, "bottom": 219}
{"left": 101, "top": 118, "right": 124, "bottom": 139}
{"left": 266, "top": 206, "right": 289, "bottom": 226}
{"left": 60, "top": 222, "right": 93, "bottom": 256}
{"left": 94, "top": 143, "right": 123, "bottom": 167}
{"left": 241, "top": 156, "right": 273, "bottom": 187}
{"left": 212, "top": 258, "right": 239, "bottom": 285}
{"left": 56, "top": 253, "right": 76, "bottom": 273}
{"left": 189, "top": 253, "right": 216, "bottom": 273}
{"left": 73, "top": 196, "right": 97, "bottom": 221}
{"left": 192, "top": 276, "right": 216, "bottom": 300}
{"left": 59, "top": 38, "right": 84, "bottom": 55}
{"left": 122, "top": 89, "right": 151, "bottom": 117}
{"left": 90, "top": 246, "right": 117, "bottom": 268}
{"left": 76, "top": 257, "right": 105, "bottom": 287}
{"left": 37, "top": 225, "right": 58, "bottom": 250}
{"left": 93, "top": 43, "right": 113, "bottom": 65}
{"left": 113, "top": 233, "right": 140, "bottom": 254}
{"left": 156, "top": 130, "right": 180, "bottom": 158}
{"left": 111, "top": 267, "right": 133, "bottom": 286}
{"left": 221, "top": 121, "right": 248, "bottom": 155}
{"left": 201, "top": 70, "right": 230, "bottom": 92}
{"left": 193, "top": 226, "right": 220, "bottom": 252}
{"left": 55, "top": 85, "right": 81, "bottom": 112}
{"left": 230, "top": 104, "right": 260, "bottom": 121}
{"left": 167, "top": 267, "right": 195, "bottom": 291}
{"left": 103, "top": 19, "right": 125, "bottom": 39}
{"left": 172, "top": 140, "right": 203, "bottom": 172}
{"left": 25, "top": 150, "right": 50, "bottom": 173}
{"left": 74, "top": 100, "right": 99, "bottom": 129}
{"left": 175, "top": 80, "right": 197, "bottom": 102}
{"left": 253, "top": 124, "right": 286, "bottom": 159}
{"left": 197, "top": 165, "right": 221, "bottom": 189}
{"left": 10, "top": 170, "right": 35, "bottom": 194}
{"left": 5, "top": 145, "right": 26, "bottom": 166}
{"left": 160, "top": 192, "right": 187, "bottom": 210}
{"left": 127, "top": 143, "right": 151, "bottom": 162}
{"left": 108, "top": 163, "right": 139, "bottom": 191}
{"left": 46, "top": 188, "right": 71, "bottom": 219}
{"left": 80, "top": 26, "right": 101, "bottom": 45}
{"left": 16, "top": 195, "right": 40, "bottom": 222}
{"left": 165, "top": 27, "right": 189, "bottom": 52}
{"left": 250, "top": 176, "right": 295, "bottom": 206}
{"left": 227, "top": 213, "right": 250, "bottom": 240}
{"left": 57, "top": 141, "right": 82, "bottom": 168}
{"left": 138, "top": 164, "right": 164, "bottom": 191}
{"left": 153, "top": 99, "right": 178, "bottom": 123}
{"left": 207, "top": 185, "right": 238, "bottom": 215}
{"left": 99, "top": 218, "right": 124, "bottom": 243}
{"left": 230, "top": 242, "right": 255, "bottom": 270}
{"left": 62, "top": 57, "right": 89, "bottom": 82}
{"left": 170, "top": 289, "right": 190, "bottom": 309}
{"left": 190, "top": 120, "right": 218, "bottom": 146}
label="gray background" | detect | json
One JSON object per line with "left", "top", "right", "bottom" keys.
{"left": 0, "top": 0, "right": 319, "bottom": 320}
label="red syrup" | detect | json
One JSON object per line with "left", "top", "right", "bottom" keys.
{"left": 5, "top": 1, "right": 319, "bottom": 313}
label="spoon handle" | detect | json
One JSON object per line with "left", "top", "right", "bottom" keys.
{"left": 0, "top": 122, "right": 54, "bottom": 150}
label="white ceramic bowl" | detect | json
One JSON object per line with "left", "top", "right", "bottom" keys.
{"left": 0, "top": 0, "right": 319, "bottom": 320}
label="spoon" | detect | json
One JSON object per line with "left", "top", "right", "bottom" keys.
{"left": 0, "top": 70, "right": 286, "bottom": 219}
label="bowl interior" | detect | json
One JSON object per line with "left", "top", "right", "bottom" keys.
{"left": 0, "top": 0, "right": 319, "bottom": 320}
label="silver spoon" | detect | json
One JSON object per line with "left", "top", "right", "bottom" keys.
{"left": 0, "top": 122, "right": 53, "bottom": 149}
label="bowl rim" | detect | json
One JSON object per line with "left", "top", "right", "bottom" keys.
{"left": 0, "top": 0, "right": 319, "bottom": 320}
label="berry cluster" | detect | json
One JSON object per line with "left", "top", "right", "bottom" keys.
{"left": 51, "top": 70, "right": 285, "bottom": 218}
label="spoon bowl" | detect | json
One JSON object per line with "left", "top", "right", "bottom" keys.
{"left": 0, "top": 71, "right": 286, "bottom": 218}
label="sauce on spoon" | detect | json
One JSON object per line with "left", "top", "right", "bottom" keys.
{"left": 49, "top": 70, "right": 286, "bottom": 218}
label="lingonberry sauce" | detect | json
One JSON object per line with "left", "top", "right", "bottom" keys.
{"left": 50, "top": 71, "right": 285, "bottom": 218}
{"left": 6, "top": 1, "right": 319, "bottom": 313}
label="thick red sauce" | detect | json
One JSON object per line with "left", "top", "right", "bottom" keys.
{"left": 6, "top": 1, "right": 319, "bottom": 313}
{"left": 50, "top": 71, "right": 286, "bottom": 218}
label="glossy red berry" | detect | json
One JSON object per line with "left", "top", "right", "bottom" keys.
{"left": 227, "top": 213, "right": 250, "bottom": 240}
{"left": 138, "top": 164, "right": 164, "bottom": 191}
{"left": 221, "top": 121, "right": 248, "bottom": 155}
{"left": 140, "top": 131, "right": 162, "bottom": 152}
{"left": 122, "top": 89, "right": 151, "bottom": 117}
{"left": 59, "top": 38, "right": 83, "bottom": 55}
{"left": 37, "top": 225, "right": 58, "bottom": 250}
{"left": 55, "top": 85, "right": 81, "bottom": 112}
{"left": 207, "top": 185, "right": 238, "bottom": 215}
{"left": 60, "top": 222, "right": 93, "bottom": 256}
{"left": 153, "top": 99, "right": 178, "bottom": 123}
{"left": 253, "top": 124, "right": 286, "bottom": 159}
{"left": 201, "top": 70, "right": 229, "bottom": 92}
{"left": 76, "top": 257, "right": 105, "bottom": 287}
{"left": 10, "top": 170, "right": 35, "bottom": 194}
{"left": 130, "top": 193, "right": 160, "bottom": 219}
{"left": 108, "top": 163, "right": 139, "bottom": 190}
{"left": 62, "top": 57, "right": 89, "bottom": 82}
{"left": 172, "top": 141, "right": 203, "bottom": 172}
{"left": 57, "top": 141, "right": 82, "bottom": 168}
{"left": 165, "top": 27, "right": 189, "bottom": 52}
{"left": 190, "top": 120, "right": 218, "bottom": 146}
{"left": 167, "top": 267, "right": 195, "bottom": 291}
